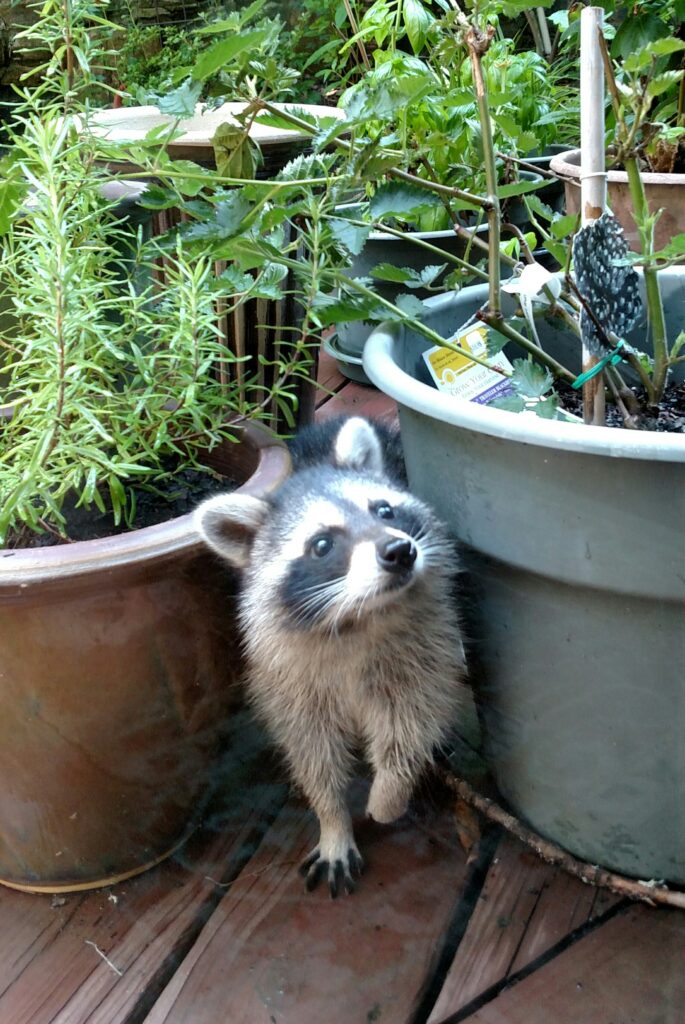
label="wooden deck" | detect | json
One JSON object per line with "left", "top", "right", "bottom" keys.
{"left": 3, "top": 351, "right": 684, "bottom": 1024}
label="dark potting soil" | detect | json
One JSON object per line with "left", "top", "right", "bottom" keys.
{"left": 7, "top": 464, "right": 236, "bottom": 549}
{"left": 557, "top": 379, "right": 685, "bottom": 432}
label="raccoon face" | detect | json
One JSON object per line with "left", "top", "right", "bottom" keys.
{"left": 270, "top": 475, "right": 438, "bottom": 630}
{"left": 195, "top": 418, "right": 450, "bottom": 633}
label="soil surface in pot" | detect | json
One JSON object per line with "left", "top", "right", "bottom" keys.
{"left": 558, "top": 380, "right": 685, "bottom": 432}
{"left": 5, "top": 463, "right": 235, "bottom": 549}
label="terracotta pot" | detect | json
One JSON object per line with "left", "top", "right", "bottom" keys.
{"left": 550, "top": 148, "right": 685, "bottom": 255}
{"left": 0, "top": 423, "right": 290, "bottom": 893}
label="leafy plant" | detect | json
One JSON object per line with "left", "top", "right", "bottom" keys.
{"left": 0, "top": 0, "right": 319, "bottom": 544}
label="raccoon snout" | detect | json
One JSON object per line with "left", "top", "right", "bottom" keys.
{"left": 376, "top": 537, "right": 417, "bottom": 574}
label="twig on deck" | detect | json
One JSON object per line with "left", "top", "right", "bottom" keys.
{"left": 440, "top": 769, "right": 685, "bottom": 910}
{"left": 84, "top": 940, "right": 124, "bottom": 976}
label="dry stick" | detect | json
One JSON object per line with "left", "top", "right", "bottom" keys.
{"left": 440, "top": 771, "right": 685, "bottom": 910}
{"left": 580, "top": 7, "right": 607, "bottom": 425}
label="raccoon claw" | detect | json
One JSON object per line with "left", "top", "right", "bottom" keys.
{"left": 299, "top": 847, "right": 364, "bottom": 898}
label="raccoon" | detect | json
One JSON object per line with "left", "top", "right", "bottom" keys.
{"left": 195, "top": 417, "right": 467, "bottom": 897}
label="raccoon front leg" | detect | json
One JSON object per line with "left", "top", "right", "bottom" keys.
{"left": 364, "top": 709, "right": 437, "bottom": 824}
{"left": 285, "top": 721, "right": 364, "bottom": 897}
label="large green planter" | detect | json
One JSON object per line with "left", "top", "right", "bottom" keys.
{"left": 363, "top": 270, "right": 685, "bottom": 883}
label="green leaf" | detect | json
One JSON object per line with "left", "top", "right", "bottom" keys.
{"left": 402, "top": 0, "right": 434, "bottom": 54}
{"left": 183, "top": 192, "right": 254, "bottom": 241}
{"left": 498, "top": 178, "right": 548, "bottom": 199}
{"left": 156, "top": 79, "right": 202, "bottom": 117}
{"left": 212, "top": 122, "right": 260, "bottom": 180}
{"left": 646, "top": 71, "right": 684, "bottom": 100}
{"left": 191, "top": 30, "right": 270, "bottom": 81}
{"left": 490, "top": 394, "right": 525, "bottom": 412}
{"left": 310, "top": 292, "right": 381, "bottom": 327}
{"left": 328, "top": 217, "right": 372, "bottom": 256}
{"left": 0, "top": 177, "right": 24, "bottom": 236}
{"left": 369, "top": 182, "right": 441, "bottom": 220}
{"left": 534, "top": 395, "right": 559, "bottom": 419}
{"left": 550, "top": 213, "right": 578, "bottom": 239}
{"left": 370, "top": 263, "right": 420, "bottom": 284}
{"left": 393, "top": 293, "right": 425, "bottom": 318}
{"left": 511, "top": 358, "right": 553, "bottom": 399}
{"left": 612, "top": 13, "right": 669, "bottom": 60}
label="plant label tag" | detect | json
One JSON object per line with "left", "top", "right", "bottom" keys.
{"left": 422, "top": 325, "right": 515, "bottom": 404}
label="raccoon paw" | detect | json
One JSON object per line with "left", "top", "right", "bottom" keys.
{"left": 299, "top": 844, "right": 364, "bottom": 898}
{"left": 366, "top": 771, "right": 412, "bottom": 824}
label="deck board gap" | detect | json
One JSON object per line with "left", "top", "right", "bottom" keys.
{"left": 409, "top": 827, "right": 502, "bottom": 1024}
{"left": 435, "top": 897, "right": 631, "bottom": 1024}
{"left": 121, "top": 790, "right": 290, "bottom": 1024}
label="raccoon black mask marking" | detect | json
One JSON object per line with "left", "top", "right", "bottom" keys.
{"left": 195, "top": 416, "right": 467, "bottom": 897}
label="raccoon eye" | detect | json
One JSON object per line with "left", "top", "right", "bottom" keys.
{"left": 370, "top": 500, "right": 394, "bottom": 520}
{"left": 310, "top": 533, "right": 334, "bottom": 558}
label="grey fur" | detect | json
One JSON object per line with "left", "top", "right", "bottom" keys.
{"left": 195, "top": 417, "right": 467, "bottom": 896}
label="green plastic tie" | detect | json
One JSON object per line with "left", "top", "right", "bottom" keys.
{"left": 572, "top": 339, "right": 626, "bottom": 390}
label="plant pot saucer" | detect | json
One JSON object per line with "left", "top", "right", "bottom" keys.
{"left": 323, "top": 331, "right": 372, "bottom": 386}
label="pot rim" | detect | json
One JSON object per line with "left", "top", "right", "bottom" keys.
{"left": 362, "top": 272, "right": 685, "bottom": 462}
{"left": 550, "top": 148, "right": 685, "bottom": 186}
{"left": 0, "top": 420, "right": 291, "bottom": 585}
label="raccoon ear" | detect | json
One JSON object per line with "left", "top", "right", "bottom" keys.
{"left": 194, "top": 493, "right": 269, "bottom": 569}
{"left": 333, "top": 417, "right": 384, "bottom": 476}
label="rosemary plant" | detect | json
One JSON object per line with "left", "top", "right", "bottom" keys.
{"left": 0, "top": 0, "right": 317, "bottom": 544}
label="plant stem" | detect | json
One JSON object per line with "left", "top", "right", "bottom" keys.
{"left": 460, "top": 17, "right": 501, "bottom": 314}
{"left": 598, "top": 28, "right": 670, "bottom": 404}
{"left": 477, "top": 309, "right": 576, "bottom": 384}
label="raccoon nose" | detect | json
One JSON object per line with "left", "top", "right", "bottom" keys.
{"left": 376, "top": 537, "right": 417, "bottom": 574}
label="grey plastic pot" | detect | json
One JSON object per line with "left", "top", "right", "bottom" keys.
{"left": 336, "top": 221, "right": 488, "bottom": 385}
{"left": 363, "top": 270, "right": 685, "bottom": 883}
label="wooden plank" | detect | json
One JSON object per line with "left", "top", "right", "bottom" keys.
{"left": 316, "top": 381, "right": 398, "bottom": 423}
{"left": 0, "top": 723, "right": 287, "bottom": 1024}
{"left": 428, "top": 834, "right": 620, "bottom": 1023}
{"left": 144, "top": 790, "right": 470, "bottom": 1024}
{"left": 462, "top": 905, "right": 685, "bottom": 1024}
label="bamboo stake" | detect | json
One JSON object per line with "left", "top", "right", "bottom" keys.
{"left": 580, "top": 7, "right": 607, "bottom": 425}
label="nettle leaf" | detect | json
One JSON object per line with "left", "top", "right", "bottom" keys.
{"left": 511, "top": 358, "right": 553, "bottom": 399}
{"left": 419, "top": 264, "right": 447, "bottom": 286}
{"left": 650, "top": 232, "right": 685, "bottom": 261}
{"left": 328, "top": 217, "right": 371, "bottom": 256}
{"left": 191, "top": 30, "right": 270, "bottom": 80}
{"left": 491, "top": 394, "right": 525, "bottom": 412}
{"left": 167, "top": 159, "right": 211, "bottom": 196}
{"left": 248, "top": 262, "right": 288, "bottom": 300}
{"left": 369, "top": 182, "right": 441, "bottom": 220}
{"left": 535, "top": 395, "right": 560, "bottom": 419}
{"left": 647, "top": 71, "right": 684, "bottom": 100}
{"left": 370, "top": 263, "right": 420, "bottom": 284}
{"left": 311, "top": 292, "right": 382, "bottom": 326}
{"left": 156, "top": 79, "right": 202, "bottom": 117}
{"left": 138, "top": 185, "right": 178, "bottom": 210}
{"left": 392, "top": 293, "right": 425, "bottom": 318}
{"left": 183, "top": 192, "right": 254, "bottom": 241}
